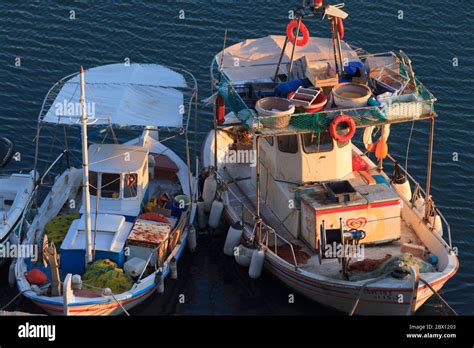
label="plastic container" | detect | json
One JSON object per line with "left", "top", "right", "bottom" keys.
{"left": 255, "top": 97, "right": 295, "bottom": 129}
{"left": 288, "top": 89, "right": 327, "bottom": 113}
{"left": 332, "top": 83, "right": 372, "bottom": 108}
{"left": 167, "top": 194, "right": 190, "bottom": 218}
{"left": 274, "top": 79, "right": 308, "bottom": 98}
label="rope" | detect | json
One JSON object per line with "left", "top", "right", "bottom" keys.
{"left": 405, "top": 121, "right": 415, "bottom": 171}
{"left": 1, "top": 291, "right": 22, "bottom": 311}
{"left": 81, "top": 282, "right": 131, "bottom": 316}
{"left": 349, "top": 274, "right": 391, "bottom": 316}
{"left": 419, "top": 277, "right": 458, "bottom": 316}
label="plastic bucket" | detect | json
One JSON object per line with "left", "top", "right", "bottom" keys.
{"left": 255, "top": 97, "right": 295, "bottom": 129}
{"left": 169, "top": 195, "right": 191, "bottom": 218}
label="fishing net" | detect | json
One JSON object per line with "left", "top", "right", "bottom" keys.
{"left": 349, "top": 253, "right": 435, "bottom": 282}
{"left": 45, "top": 213, "right": 80, "bottom": 247}
{"left": 83, "top": 259, "right": 132, "bottom": 294}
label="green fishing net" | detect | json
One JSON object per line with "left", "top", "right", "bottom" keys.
{"left": 349, "top": 253, "right": 435, "bottom": 282}
{"left": 83, "top": 259, "right": 132, "bottom": 294}
{"left": 45, "top": 213, "right": 80, "bottom": 247}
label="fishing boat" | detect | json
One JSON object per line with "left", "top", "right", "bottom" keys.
{"left": 201, "top": 1, "right": 458, "bottom": 315}
{"left": 0, "top": 137, "right": 36, "bottom": 267}
{"left": 14, "top": 63, "right": 199, "bottom": 315}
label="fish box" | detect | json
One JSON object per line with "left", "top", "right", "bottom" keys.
{"left": 126, "top": 219, "right": 174, "bottom": 267}
{"left": 300, "top": 183, "right": 401, "bottom": 249}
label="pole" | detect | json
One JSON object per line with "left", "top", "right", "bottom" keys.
{"left": 424, "top": 116, "right": 435, "bottom": 221}
{"left": 255, "top": 135, "right": 262, "bottom": 243}
{"left": 80, "top": 66, "right": 93, "bottom": 264}
{"left": 274, "top": 36, "right": 289, "bottom": 82}
{"left": 288, "top": 16, "right": 302, "bottom": 77}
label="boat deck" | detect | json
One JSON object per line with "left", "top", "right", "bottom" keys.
{"left": 222, "top": 162, "right": 424, "bottom": 280}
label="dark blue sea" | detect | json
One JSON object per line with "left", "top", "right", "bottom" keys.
{"left": 0, "top": 0, "right": 472, "bottom": 315}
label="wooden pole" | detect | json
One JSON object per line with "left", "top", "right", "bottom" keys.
{"left": 80, "top": 66, "right": 93, "bottom": 264}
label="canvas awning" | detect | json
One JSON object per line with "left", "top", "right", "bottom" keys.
{"left": 41, "top": 64, "right": 188, "bottom": 128}
{"left": 216, "top": 35, "right": 360, "bottom": 83}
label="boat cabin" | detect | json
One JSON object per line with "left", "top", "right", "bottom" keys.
{"left": 84, "top": 143, "right": 149, "bottom": 218}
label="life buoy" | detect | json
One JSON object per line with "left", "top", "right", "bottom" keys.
{"left": 337, "top": 18, "right": 345, "bottom": 39}
{"left": 329, "top": 115, "right": 356, "bottom": 142}
{"left": 363, "top": 125, "right": 391, "bottom": 152}
{"left": 215, "top": 94, "right": 225, "bottom": 125}
{"left": 286, "top": 19, "right": 310, "bottom": 47}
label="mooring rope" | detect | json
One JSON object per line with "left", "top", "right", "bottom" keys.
{"left": 0, "top": 292, "right": 23, "bottom": 311}
{"left": 419, "top": 277, "right": 458, "bottom": 316}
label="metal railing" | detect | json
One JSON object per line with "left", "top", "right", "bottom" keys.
{"left": 387, "top": 154, "right": 452, "bottom": 249}
{"left": 135, "top": 209, "right": 190, "bottom": 284}
{"left": 216, "top": 169, "right": 300, "bottom": 270}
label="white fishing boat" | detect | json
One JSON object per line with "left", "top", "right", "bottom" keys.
{"left": 0, "top": 170, "right": 36, "bottom": 265}
{"left": 201, "top": 1, "right": 458, "bottom": 315}
{"left": 14, "top": 63, "right": 199, "bottom": 315}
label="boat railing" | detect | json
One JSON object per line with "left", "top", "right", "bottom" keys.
{"left": 216, "top": 170, "right": 300, "bottom": 270}
{"left": 135, "top": 208, "right": 190, "bottom": 284}
{"left": 261, "top": 227, "right": 299, "bottom": 271}
{"left": 387, "top": 154, "right": 452, "bottom": 249}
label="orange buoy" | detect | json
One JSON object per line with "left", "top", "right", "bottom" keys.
{"left": 25, "top": 269, "right": 48, "bottom": 285}
{"left": 286, "top": 19, "right": 310, "bottom": 47}
{"left": 375, "top": 139, "right": 389, "bottom": 160}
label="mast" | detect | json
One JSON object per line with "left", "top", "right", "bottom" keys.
{"left": 80, "top": 66, "right": 93, "bottom": 264}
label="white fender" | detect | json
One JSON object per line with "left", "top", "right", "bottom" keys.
{"left": 156, "top": 271, "right": 164, "bottom": 293}
{"left": 393, "top": 181, "right": 412, "bottom": 202}
{"left": 223, "top": 223, "right": 243, "bottom": 256}
{"left": 363, "top": 125, "right": 391, "bottom": 152}
{"left": 8, "top": 261, "right": 16, "bottom": 287}
{"left": 188, "top": 225, "right": 197, "bottom": 252}
{"left": 235, "top": 244, "right": 253, "bottom": 267}
{"left": 249, "top": 249, "right": 265, "bottom": 279}
{"left": 208, "top": 199, "right": 224, "bottom": 229}
{"left": 202, "top": 174, "right": 217, "bottom": 213}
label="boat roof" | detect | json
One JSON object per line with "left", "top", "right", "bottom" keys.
{"left": 217, "top": 35, "right": 359, "bottom": 83}
{"left": 40, "top": 63, "right": 193, "bottom": 129}
{"left": 88, "top": 143, "right": 148, "bottom": 174}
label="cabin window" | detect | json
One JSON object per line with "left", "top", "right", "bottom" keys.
{"left": 277, "top": 135, "right": 298, "bottom": 154}
{"left": 101, "top": 173, "right": 121, "bottom": 199}
{"left": 89, "top": 171, "right": 98, "bottom": 196}
{"left": 301, "top": 132, "right": 334, "bottom": 153}
{"left": 124, "top": 173, "right": 138, "bottom": 198}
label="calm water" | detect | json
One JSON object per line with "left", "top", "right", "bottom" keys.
{"left": 0, "top": 0, "right": 472, "bottom": 315}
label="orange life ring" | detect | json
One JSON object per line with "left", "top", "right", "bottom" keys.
{"left": 329, "top": 115, "right": 356, "bottom": 142}
{"left": 286, "top": 19, "right": 310, "bottom": 47}
{"left": 337, "top": 18, "right": 345, "bottom": 39}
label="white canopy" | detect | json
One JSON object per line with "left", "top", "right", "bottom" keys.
{"left": 42, "top": 64, "right": 188, "bottom": 128}
{"left": 216, "top": 35, "right": 359, "bottom": 83}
